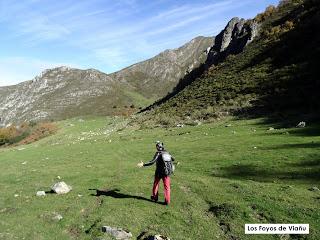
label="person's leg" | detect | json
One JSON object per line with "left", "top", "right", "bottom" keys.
{"left": 152, "top": 175, "right": 160, "bottom": 201}
{"left": 163, "top": 176, "right": 171, "bottom": 204}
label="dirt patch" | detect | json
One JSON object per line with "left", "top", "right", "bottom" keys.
{"left": 67, "top": 225, "right": 82, "bottom": 239}
{"left": 209, "top": 203, "right": 236, "bottom": 218}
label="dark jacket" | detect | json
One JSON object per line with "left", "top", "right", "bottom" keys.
{"left": 143, "top": 150, "right": 175, "bottom": 177}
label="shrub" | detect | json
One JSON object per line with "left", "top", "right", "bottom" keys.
{"left": 0, "top": 122, "right": 57, "bottom": 147}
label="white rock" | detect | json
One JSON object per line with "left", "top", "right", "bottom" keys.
{"left": 21, "top": 161, "right": 27, "bottom": 165}
{"left": 51, "top": 181, "right": 72, "bottom": 194}
{"left": 268, "top": 127, "right": 275, "bottom": 131}
{"left": 102, "top": 226, "right": 132, "bottom": 239}
{"left": 36, "top": 191, "right": 46, "bottom": 196}
{"left": 14, "top": 194, "right": 19, "bottom": 197}
{"left": 52, "top": 213, "right": 63, "bottom": 221}
{"left": 154, "top": 235, "right": 171, "bottom": 240}
{"left": 296, "top": 121, "right": 306, "bottom": 128}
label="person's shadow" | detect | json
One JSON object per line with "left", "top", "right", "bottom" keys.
{"left": 88, "top": 188, "right": 166, "bottom": 205}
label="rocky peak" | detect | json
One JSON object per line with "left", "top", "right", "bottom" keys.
{"left": 207, "top": 17, "right": 260, "bottom": 64}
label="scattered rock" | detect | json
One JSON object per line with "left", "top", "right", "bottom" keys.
{"left": 57, "top": 176, "right": 61, "bottom": 179}
{"left": 156, "top": 235, "right": 170, "bottom": 240}
{"left": 36, "top": 191, "right": 46, "bottom": 196}
{"left": 253, "top": 146, "right": 257, "bottom": 149}
{"left": 18, "top": 148, "right": 25, "bottom": 151}
{"left": 21, "top": 161, "right": 27, "bottom": 165}
{"left": 101, "top": 226, "right": 132, "bottom": 239}
{"left": 225, "top": 124, "right": 232, "bottom": 127}
{"left": 137, "top": 233, "right": 170, "bottom": 240}
{"left": 51, "top": 181, "right": 72, "bottom": 194}
{"left": 176, "top": 124, "right": 184, "bottom": 128}
{"left": 308, "top": 186, "right": 319, "bottom": 192}
{"left": 268, "top": 127, "right": 275, "bottom": 131}
{"left": 52, "top": 213, "right": 63, "bottom": 221}
{"left": 78, "top": 119, "right": 84, "bottom": 122}
{"left": 280, "top": 185, "right": 293, "bottom": 190}
{"left": 296, "top": 121, "right": 306, "bottom": 128}
{"left": 14, "top": 194, "right": 19, "bottom": 197}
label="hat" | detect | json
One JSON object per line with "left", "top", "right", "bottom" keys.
{"left": 155, "top": 141, "right": 164, "bottom": 150}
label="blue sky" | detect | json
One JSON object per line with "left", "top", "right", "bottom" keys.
{"left": 0, "top": 0, "right": 279, "bottom": 86}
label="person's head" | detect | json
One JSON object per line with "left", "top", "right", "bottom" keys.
{"left": 155, "top": 141, "right": 164, "bottom": 151}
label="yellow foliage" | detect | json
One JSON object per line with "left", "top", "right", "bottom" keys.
{"left": 255, "top": 5, "right": 277, "bottom": 23}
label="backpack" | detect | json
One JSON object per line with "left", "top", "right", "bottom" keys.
{"left": 161, "top": 152, "right": 174, "bottom": 176}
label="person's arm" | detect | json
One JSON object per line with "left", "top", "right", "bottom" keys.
{"left": 143, "top": 152, "right": 160, "bottom": 167}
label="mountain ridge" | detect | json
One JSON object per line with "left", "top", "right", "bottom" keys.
{"left": 0, "top": 36, "right": 213, "bottom": 125}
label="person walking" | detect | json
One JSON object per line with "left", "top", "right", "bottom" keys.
{"left": 137, "top": 141, "right": 175, "bottom": 205}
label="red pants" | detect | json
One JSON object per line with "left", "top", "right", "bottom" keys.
{"left": 152, "top": 175, "right": 171, "bottom": 204}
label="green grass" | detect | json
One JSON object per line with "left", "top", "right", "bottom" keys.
{"left": 0, "top": 116, "right": 319, "bottom": 239}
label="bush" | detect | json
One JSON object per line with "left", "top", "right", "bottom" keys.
{"left": 0, "top": 122, "right": 57, "bottom": 147}
{"left": 255, "top": 5, "right": 277, "bottom": 22}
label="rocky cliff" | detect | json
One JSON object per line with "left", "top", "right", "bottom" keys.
{"left": 141, "top": 17, "right": 260, "bottom": 112}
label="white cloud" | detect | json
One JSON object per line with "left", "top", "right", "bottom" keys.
{"left": 0, "top": 0, "right": 262, "bottom": 84}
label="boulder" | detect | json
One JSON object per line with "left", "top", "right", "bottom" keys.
{"left": 102, "top": 226, "right": 132, "bottom": 240}
{"left": 36, "top": 191, "right": 46, "bottom": 196}
{"left": 52, "top": 213, "right": 63, "bottom": 221}
{"left": 51, "top": 181, "right": 72, "bottom": 194}
{"left": 296, "top": 121, "right": 306, "bottom": 128}
{"left": 153, "top": 235, "right": 170, "bottom": 240}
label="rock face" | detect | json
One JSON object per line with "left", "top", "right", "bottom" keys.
{"left": 0, "top": 37, "right": 213, "bottom": 125}
{"left": 51, "top": 181, "right": 72, "bottom": 194}
{"left": 207, "top": 17, "right": 260, "bottom": 64}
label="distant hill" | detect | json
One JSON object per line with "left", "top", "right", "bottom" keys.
{"left": 0, "top": 36, "right": 213, "bottom": 125}
{"left": 142, "top": 0, "right": 320, "bottom": 125}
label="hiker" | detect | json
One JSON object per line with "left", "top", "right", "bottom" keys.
{"left": 137, "top": 141, "right": 175, "bottom": 205}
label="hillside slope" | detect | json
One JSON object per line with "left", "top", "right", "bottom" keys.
{"left": 0, "top": 116, "right": 319, "bottom": 239}
{"left": 0, "top": 37, "right": 213, "bottom": 125}
{"left": 145, "top": 0, "right": 320, "bottom": 124}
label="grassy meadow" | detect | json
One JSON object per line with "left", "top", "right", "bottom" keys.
{"left": 0, "top": 116, "right": 319, "bottom": 239}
